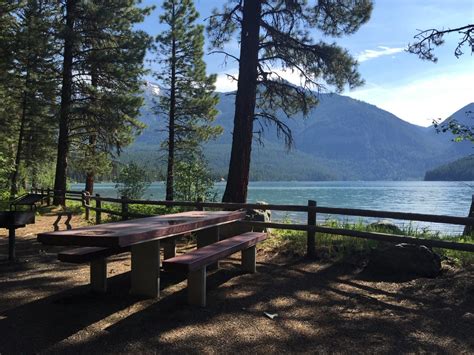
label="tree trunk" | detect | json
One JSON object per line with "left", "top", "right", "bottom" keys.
{"left": 463, "top": 194, "right": 474, "bottom": 236}
{"left": 53, "top": 0, "right": 76, "bottom": 205}
{"left": 10, "top": 76, "right": 29, "bottom": 197}
{"left": 165, "top": 3, "right": 177, "bottom": 201}
{"left": 222, "top": 0, "right": 261, "bottom": 203}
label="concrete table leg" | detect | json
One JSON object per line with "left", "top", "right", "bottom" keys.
{"left": 196, "top": 226, "right": 219, "bottom": 269}
{"left": 131, "top": 240, "right": 160, "bottom": 298}
{"left": 90, "top": 258, "right": 107, "bottom": 293}
{"left": 241, "top": 246, "right": 256, "bottom": 273}
{"left": 163, "top": 238, "right": 176, "bottom": 260}
{"left": 188, "top": 267, "right": 206, "bottom": 307}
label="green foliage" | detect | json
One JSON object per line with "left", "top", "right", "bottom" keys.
{"left": 153, "top": 0, "right": 221, "bottom": 199}
{"left": 207, "top": 0, "right": 372, "bottom": 145}
{"left": 114, "top": 162, "right": 151, "bottom": 199}
{"left": 174, "top": 157, "right": 217, "bottom": 202}
{"left": 263, "top": 219, "right": 473, "bottom": 266}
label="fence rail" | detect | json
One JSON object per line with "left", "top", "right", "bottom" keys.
{"left": 32, "top": 188, "right": 474, "bottom": 255}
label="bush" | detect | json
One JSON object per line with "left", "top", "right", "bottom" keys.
{"left": 114, "top": 162, "right": 150, "bottom": 199}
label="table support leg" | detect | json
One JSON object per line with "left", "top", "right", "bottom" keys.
{"left": 8, "top": 228, "right": 16, "bottom": 261}
{"left": 130, "top": 241, "right": 160, "bottom": 298}
{"left": 90, "top": 258, "right": 107, "bottom": 293}
{"left": 163, "top": 238, "right": 176, "bottom": 260}
{"left": 196, "top": 226, "right": 219, "bottom": 269}
{"left": 188, "top": 267, "right": 206, "bottom": 307}
{"left": 241, "top": 246, "right": 256, "bottom": 273}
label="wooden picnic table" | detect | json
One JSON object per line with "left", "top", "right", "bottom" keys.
{"left": 37, "top": 210, "right": 246, "bottom": 297}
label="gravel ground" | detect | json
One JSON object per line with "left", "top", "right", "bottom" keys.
{"left": 0, "top": 214, "right": 473, "bottom": 354}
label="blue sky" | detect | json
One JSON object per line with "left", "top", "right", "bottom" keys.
{"left": 138, "top": 0, "right": 474, "bottom": 127}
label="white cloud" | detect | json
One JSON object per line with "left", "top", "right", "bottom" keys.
{"left": 357, "top": 46, "right": 405, "bottom": 62}
{"left": 347, "top": 71, "right": 474, "bottom": 126}
{"left": 215, "top": 70, "right": 238, "bottom": 92}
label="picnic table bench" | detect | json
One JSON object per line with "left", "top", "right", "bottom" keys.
{"left": 163, "top": 231, "right": 267, "bottom": 306}
{"left": 38, "top": 210, "right": 259, "bottom": 301}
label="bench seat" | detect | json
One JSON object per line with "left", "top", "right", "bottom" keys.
{"left": 57, "top": 237, "right": 179, "bottom": 293}
{"left": 163, "top": 232, "right": 267, "bottom": 307}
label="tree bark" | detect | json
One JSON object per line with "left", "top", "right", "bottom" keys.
{"left": 10, "top": 73, "right": 29, "bottom": 197}
{"left": 53, "top": 0, "right": 76, "bottom": 205}
{"left": 222, "top": 0, "right": 262, "bottom": 203}
{"left": 165, "top": 2, "right": 177, "bottom": 201}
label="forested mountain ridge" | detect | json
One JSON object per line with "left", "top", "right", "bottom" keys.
{"left": 425, "top": 155, "right": 474, "bottom": 181}
{"left": 126, "top": 82, "right": 472, "bottom": 181}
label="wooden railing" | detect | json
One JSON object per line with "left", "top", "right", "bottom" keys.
{"left": 34, "top": 188, "right": 474, "bottom": 254}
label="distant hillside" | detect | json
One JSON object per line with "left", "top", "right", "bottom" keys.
{"left": 129, "top": 82, "right": 473, "bottom": 181}
{"left": 425, "top": 155, "right": 474, "bottom": 181}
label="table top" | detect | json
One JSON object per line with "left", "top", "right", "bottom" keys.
{"left": 37, "top": 210, "right": 246, "bottom": 248}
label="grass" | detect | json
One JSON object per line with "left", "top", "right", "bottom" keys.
{"left": 260, "top": 218, "right": 474, "bottom": 266}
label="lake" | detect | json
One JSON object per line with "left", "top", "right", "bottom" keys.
{"left": 70, "top": 181, "right": 474, "bottom": 235}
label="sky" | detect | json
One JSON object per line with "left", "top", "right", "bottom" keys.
{"left": 137, "top": 0, "right": 474, "bottom": 127}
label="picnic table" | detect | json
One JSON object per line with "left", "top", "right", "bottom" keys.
{"left": 37, "top": 210, "right": 247, "bottom": 298}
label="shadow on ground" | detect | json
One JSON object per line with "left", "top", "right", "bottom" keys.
{"left": 0, "top": 233, "right": 473, "bottom": 354}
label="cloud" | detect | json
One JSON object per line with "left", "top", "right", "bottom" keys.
{"left": 357, "top": 46, "right": 405, "bottom": 62}
{"left": 347, "top": 71, "right": 474, "bottom": 126}
{"left": 215, "top": 70, "right": 238, "bottom": 92}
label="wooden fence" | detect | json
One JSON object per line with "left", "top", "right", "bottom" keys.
{"left": 31, "top": 188, "right": 474, "bottom": 255}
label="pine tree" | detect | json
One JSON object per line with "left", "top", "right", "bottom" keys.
{"left": 53, "top": 0, "right": 152, "bottom": 203}
{"left": 208, "top": 0, "right": 372, "bottom": 202}
{"left": 8, "top": 1, "right": 59, "bottom": 196}
{"left": 71, "top": 0, "right": 152, "bottom": 195}
{"left": 153, "top": 0, "right": 221, "bottom": 201}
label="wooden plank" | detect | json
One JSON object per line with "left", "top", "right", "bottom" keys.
{"left": 85, "top": 195, "right": 474, "bottom": 225}
{"left": 242, "top": 221, "right": 474, "bottom": 253}
{"left": 37, "top": 210, "right": 246, "bottom": 247}
{"left": 163, "top": 232, "right": 267, "bottom": 272}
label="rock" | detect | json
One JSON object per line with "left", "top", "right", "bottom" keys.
{"left": 246, "top": 201, "right": 271, "bottom": 232}
{"left": 365, "top": 243, "right": 441, "bottom": 278}
{"left": 368, "top": 220, "right": 402, "bottom": 234}
{"left": 462, "top": 312, "right": 474, "bottom": 322}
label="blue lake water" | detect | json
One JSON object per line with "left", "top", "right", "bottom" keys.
{"left": 70, "top": 181, "right": 474, "bottom": 235}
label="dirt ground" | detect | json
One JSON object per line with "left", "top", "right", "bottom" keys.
{"left": 0, "top": 214, "right": 473, "bottom": 354}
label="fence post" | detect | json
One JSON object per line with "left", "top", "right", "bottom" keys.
{"left": 46, "top": 188, "right": 51, "bottom": 206}
{"left": 82, "top": 191, "right": 90, "bottom": 221}
{"left": 95, "top": 194, "right": 101, "bottom": 225}
{"left": 121, "top": 196, "right": 129, "bottom": 221}
{"left": 307, "top": 200, "right": 317, "bottom": 258}
{"left": 196, "top": 197, "right": 204, "bottom": 211}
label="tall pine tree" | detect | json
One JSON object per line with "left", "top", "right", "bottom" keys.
{"left": 154, "top": 0, "right": 220, "bottom": 201}
{"left": 208, "top": 0, "right": 373, "bottom": 202}
{"left": 9, "top": 1, "right": 59, "bottom": 195}
{"left": 53, "top": 0, "right": 152, "bottom": 203}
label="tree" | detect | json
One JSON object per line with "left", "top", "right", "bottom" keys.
{"left": 174, "top": 153, "right": 217, "bottom": 202}
{"left": 408, "top": 24, "right": 474, "bottom": 144}
{"left": 71, "top": 0, "right": 151, "bottom": 195}
{"left": 153, "top": 0, "right": 221, "bottom": 201}
{"left": 408, "top": 24, "right": 474, "bottom": 63}
{"left": 53, "top": 0, "right": 152, "bottom": 203}
{"left": 208, "top": 0, "right": 372, "bottom": 202}
{"left": 114, "top": 162, "right": 151, "bottom": 199}
{"left": 8, "top": 1, "right": 59, "bottom": 196}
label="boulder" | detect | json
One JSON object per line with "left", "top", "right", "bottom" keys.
{"left": 368, "top": 220, "right": 402, "bottom": 234}
{"left": 365, "top": 243, "right": 441, "bottom": 278}
{"left": 246, "top": 201, "right": 271, "bottom": 232}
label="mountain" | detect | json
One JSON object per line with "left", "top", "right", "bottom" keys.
{"left": 425, "top": 155, "right": 474, "bottom": 181}
{"left": 129, "top": 82, "right": 472, "bottom": 180}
